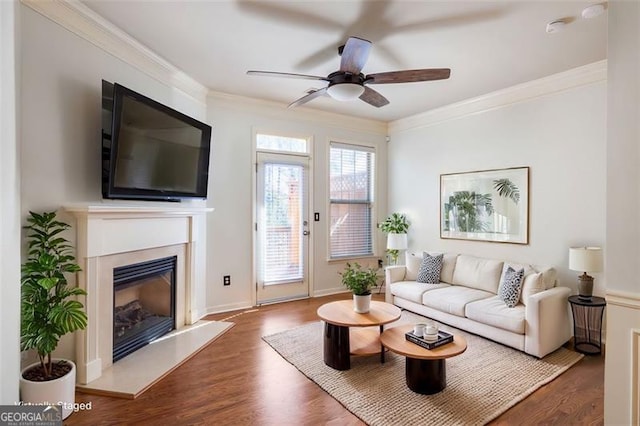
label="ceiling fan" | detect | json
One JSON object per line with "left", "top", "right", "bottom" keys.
{"left": 247, "top": 36, "right": 451, "bottom": 109}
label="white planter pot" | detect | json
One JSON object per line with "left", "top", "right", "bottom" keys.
{"left": 20, "top": 359, "right": 76, "bottom": 420}
{"left": 353, "top": 294, "right": 372, "bottom": 313}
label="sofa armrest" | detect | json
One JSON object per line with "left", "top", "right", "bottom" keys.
{"left": 524, "top": 286, "right": 572, "bottom": 358}
{"left": 384, "top": 265, "right": 406, "bottom": 303}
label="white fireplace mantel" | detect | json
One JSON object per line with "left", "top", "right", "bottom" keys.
{"left": 65, "top": 203, "right": 212, "bottom": 384}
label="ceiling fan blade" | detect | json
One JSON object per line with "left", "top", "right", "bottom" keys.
{"left": 365, "top": 68, "right": 451, "bottom": 84}
{"left": 359, "top": 86, "right": 389, "bottom": 108}
{"left": 339, "top": 36, "right": 372, "bottom": 74}
{"left": 247, "top": 71, "right": 329, "bottom": 81}
{"left": 288, "top": 87, "right": 328, "bottom": 108}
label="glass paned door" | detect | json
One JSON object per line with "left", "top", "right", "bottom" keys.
{"left": 256, "top": 152, "right": 309, "bottom": 304}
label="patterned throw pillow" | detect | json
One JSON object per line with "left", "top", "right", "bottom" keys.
{"left": 498, "top": 266, "right": 525, "bottom": 308}
{"left": 416, "top": 253, "right": 444, "bottom": 284}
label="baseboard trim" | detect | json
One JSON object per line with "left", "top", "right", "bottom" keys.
{"left": 313, "top": 288, "right": 351, "bottom": 298}
{"left": 632, "top": 328, "right": 640, "bottom": 425}
{"left": 204, "top": 302, "right": 253, "bottom": 316}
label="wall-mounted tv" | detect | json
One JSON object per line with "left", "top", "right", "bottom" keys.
{"left": 102, "top": 80, "right": 212, "bottom": 201}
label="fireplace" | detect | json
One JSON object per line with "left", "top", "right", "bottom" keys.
{"left": 113, "top": 256, "right": 176, "bottom": 362}
{"left": 66, "top": 204, "right": 212, "bottom": 384}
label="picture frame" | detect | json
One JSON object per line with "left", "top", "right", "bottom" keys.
{"left": 440, "top": 166, "right": 529, "bottom": 244}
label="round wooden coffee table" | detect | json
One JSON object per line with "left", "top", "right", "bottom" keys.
{"left": 380, "top": 324, "right": 467, "bottom": 394}
{"left": 317, "top": 300, "right": 401, "bottom": 371}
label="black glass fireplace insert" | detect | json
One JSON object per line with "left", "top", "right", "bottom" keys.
{"left": 112, "top": 256, "right": 176, "bottom": 362}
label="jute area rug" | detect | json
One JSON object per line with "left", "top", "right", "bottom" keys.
{"left": 262, "top": 311, "right": 583, "bottom": 426}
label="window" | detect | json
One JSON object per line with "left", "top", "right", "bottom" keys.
{"left": 256, "top": 133, "right": 308, "bottom": 154}
{"left": 329, "top": 142, "right": 375, "bottom": 259}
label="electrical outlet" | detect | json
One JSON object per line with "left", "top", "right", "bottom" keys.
{"left": 223, "top": 275, "right": 231, "bottom": 286}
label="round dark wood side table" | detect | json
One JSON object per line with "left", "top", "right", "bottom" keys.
{"left": 568, "top": 295, "right": 606, "bottom": 355}
{"left": 317, "top": 300, "right": 401, "bottom": 370}
{"left": 380, "top": 325, "right": 467, "bottom": 394}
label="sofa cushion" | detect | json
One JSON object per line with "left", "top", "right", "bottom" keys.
{"left": 405, "top": 252, "right": 422, "bottom": 281}
{"left": 390, "top": 281, "right": 450, "bottom": 303}
{"left": 500, "top": 262, "right": 557, "bottom": 290}
{"left": 422, "top": 286, "right": 494, "bottom": 317}
{"left": 535, "top": 266, "right": 557, "bottom": 289}
{"left": 499, "top": 262, "right": 535, "bottom": 283}
{"left": 520, "top": 272, "right": 545, "bottom": 305}
{"left": 417, "top": 253, "right": 443, "bottom": 284}
{"left": 498, "top": 267, "right": 525, "bottom": 308}
{"left": 452, "top": 255, "right": 504, "bottom": 294}
{"left": 465, "top": 296, "right": 526, "bottom": 334}
{"left": 440, "top": 253, "right": 458, "bottom": 284}
{"left": 405, "top": 251, "right": 458, "bottom": 283}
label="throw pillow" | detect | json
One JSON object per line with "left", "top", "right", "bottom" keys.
{"left": 498, "top": 266, "right": 525, "bottom": 308}
{"left": 416, "top": 253, "right": 444, "bottom": 284}
{"left": 520, "top": 272, "right": 545, "bottom": 306}
{"left": 405, "top": 252, "right": 423, "bottom": 281}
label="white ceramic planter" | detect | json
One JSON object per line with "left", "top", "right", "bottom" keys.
{"left": 353, "top": 294, "right": 372, "bottom": 313}
{"left": 20, "top": 359, "right": 76, "bottom": 420}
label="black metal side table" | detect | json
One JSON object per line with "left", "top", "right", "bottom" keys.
{"left": 568, "top": 295, "right": 606, "bottom": 355}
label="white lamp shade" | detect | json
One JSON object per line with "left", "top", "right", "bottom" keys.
{"left": 569, "top": 247, "right": 603, "bottom": 272}
{"left": 386, "top": 233, "right": 408, "bottom": 250}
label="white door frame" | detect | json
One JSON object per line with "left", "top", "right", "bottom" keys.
{"left": 251, "top": 133, "right": 313, "bottom": 306}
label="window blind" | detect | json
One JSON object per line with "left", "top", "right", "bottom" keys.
{"left": 329, "top": 143, "right": 375, "bottom": 259}
{"left": 260, "top": 161, "right": 306, "bottom": 284}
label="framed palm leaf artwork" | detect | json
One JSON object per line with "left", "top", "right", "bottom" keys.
{"left": 440, "top": 167, "right": 529, "bottom": 244}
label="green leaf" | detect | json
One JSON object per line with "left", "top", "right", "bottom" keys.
{"left": 493, "top": 178, "right": 520, "bottom": 204}
{"left": 21, "top": 210, "right": 85, "bottom": 362}
{"left": 379, "top": 213, "right": 410, "bottom": 234}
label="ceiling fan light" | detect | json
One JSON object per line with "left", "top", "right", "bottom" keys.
{"left": 582, "top": 4, "right": 605, "bottom": 19}
{"left": 327, "top": 83, "right": 365, "bottom": 101}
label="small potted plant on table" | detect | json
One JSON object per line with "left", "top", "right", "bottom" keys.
{"left": 340, "top": 262, "right": 379, "bottom": 313}
{"left": 20, "top": 211, "right": 88, "bottom": 420}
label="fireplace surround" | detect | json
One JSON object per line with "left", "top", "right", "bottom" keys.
{"left": 65, "top": 204, "right": 212, "bottom": 385}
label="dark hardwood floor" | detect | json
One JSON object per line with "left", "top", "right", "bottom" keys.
{"left": 67, "top": 293, "right": 604, "bottom": 425}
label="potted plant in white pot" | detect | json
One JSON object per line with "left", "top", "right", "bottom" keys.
{"left": 20, "top": 211, "right": 87, "bottom": 420}
{"left": 379, "top": 213, "right": 410, "bottom": 265}
{"left": 340, "top": 262, "right": 379, "bottom": 313}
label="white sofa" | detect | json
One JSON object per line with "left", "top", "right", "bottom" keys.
{"left": 385, "top": 252, "right": 571, "bottom": 358}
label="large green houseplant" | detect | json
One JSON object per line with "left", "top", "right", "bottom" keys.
{"left": 379, "top": 213, "right": 410, "bottom": 264}
{"left": 20, "top": 210, "right": 87, "bottom": 419}
{"left": 340, "top": 262, "right": 379, "bottom": 313}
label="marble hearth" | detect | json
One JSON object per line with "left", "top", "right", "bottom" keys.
{"left": 65, "top": 204, "right": 212, "bottom": 385}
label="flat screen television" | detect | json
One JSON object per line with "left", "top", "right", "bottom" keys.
{"left": 102, "top": 80, "right": 212, "bottom": 201}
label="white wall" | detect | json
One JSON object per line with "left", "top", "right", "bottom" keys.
{"left": 15, "top": 0, "right": 387, "bottom": 373}
{"left": 0, "top": 0, "right": 21, "bottom": 405}
{"left": 388, "top": 70, "right": 606, "bottom": 295}
{"left": 604, "top": 1, "right": 640, "bottom": 424}
{"left": 205, "top": 94, "right": 387, "bottom": 313}
{"left": 19, "top": 5, "right": 209, "bottom": 362}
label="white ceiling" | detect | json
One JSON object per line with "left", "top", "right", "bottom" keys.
{"left": 81, "top": 0, "right": 607, "bottom": 122}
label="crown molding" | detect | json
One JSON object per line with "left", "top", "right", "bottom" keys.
{"left": 21, "top": 0, "right": 209, "bottom": 105}
{"left": 208, "top": 90, "right": 388, "bottom": 136}
{"left": 389, "top": 60, "right": 607, "bottom": 134}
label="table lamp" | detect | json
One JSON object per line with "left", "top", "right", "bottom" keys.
{"left": 569, "top": 247, "right": 603, "bottom": 300}
{"left": 386, "top": 233, "right": 408, "bottom": 265}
